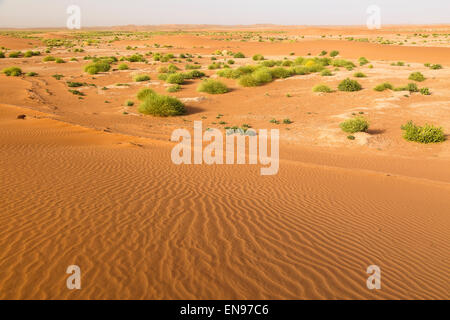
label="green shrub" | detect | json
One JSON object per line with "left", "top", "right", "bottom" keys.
{"left": 138, "top": 93, "right": 186, "bottom": 117}
{"left": 234, "top": 52, "right": 245, "bottom": 58}
{"left": 252, "top": 68, "right": 272, "bottom": 83}
{"left": 43, "top": 55, "right": 56, "bottom": 62}
{"left": 330, "top": 50, "right": 339, "bottom": 57}
{"left": 2, "top": 67, "right": 22, "bottom": 76}
{"left": 167, "top": 84, "right": 181, "bottom": 93}
{"left": 354, "top": 72, "right": 366, "bottom": 78}
{"left": 238, "top": 74, "right": 259, "bottom": 87}
{"left": 118, "top": 63, "right": 129, "bottom": 70}
{"left": 374, "top": 83, "right": 393, "bottom": 91}
{"left": 358, "top": 57, "right": 369, "bottom": 66}
{"left": 185, "top": 64, "right": 201, "bottom": 70}
{"left": 252, "top": 54, "right": 264, "bottom": 61}
{"left": 270, "top": 67, "right": 293, "bottom": 79}
{"left": 338, "top": 78, "right": 362, "bottom": 92}
{"left": 137, "top": 88, "right": 156, "bottom": 101}
{"left": 26, "top": 72, "right": 38, "bottom": 77}
{"left": 319, "top": 50, "right": 327, "bottom": 56}
{"left": 420, "top": 88, "right": 431, "bottom": 95}
{"left": 166, "top": 73, "right": 185, "bottom": 84}
{"left": 67, "top": 81, "right": 84, "bottom": 88}
{"left": 125, "top": 100, "right": 134, "bottom": 106}
{"left": 321, "top": 69, "right": 332, "bottom": 76}
{"left": 84, "top": 61, "right": 111, "bottom": 74}
{"left": 134, "top": 74, "right": 150, "bottom": 82}
{"left": 55, "top": 58, "right": 65, "bottom": 64}
{"left": 430, "top": 64, "right": 442, "bottom": 70}
{"left": 183, "top": 70, "right": 205, "bottom": 79}
{"left": 0, "top": 51, "right": 5, "bottom": 58}
{"left": 408, "top": 72, "right": 425, "bottom": 82}
{"left": 312, "top": 84, "right": 332, "bottom": 93}
{"left": 197, "top": 79, "right": 229, "bottom": 94}
{"left": 157, "top": 73, "right": 168, "bottom": 81}
{"left": 9, "top": 51, "right": 21, "bottom": 58}
{"left": 340, "top": 117, "right": 369, "bottom": 133}
{"left": 401, "top": 121, "right": 445, "bottom": 143}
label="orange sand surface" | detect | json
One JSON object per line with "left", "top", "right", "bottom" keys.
{"left": 0, "top": 25, "right": 449, "bottom": 300}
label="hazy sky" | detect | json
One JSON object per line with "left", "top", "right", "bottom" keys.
{"left": 0, "top": 0, "right": 449, "bottom": 28}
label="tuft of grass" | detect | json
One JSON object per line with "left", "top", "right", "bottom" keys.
{"left": 167, "top": 84, "right": 182, "bottom": 93}
{"left": 401, "top": 121, "right": 445, "bottom": 143}
{"left": 338, "top": 78, "right": 362, "bottom": 92}
{"left": 321, "top": 69, "right": 332, "bottom": 76}
{"left": 408, "top": 72, "right": 426, "bottom": 82}
{"left": 69, "top": 89, "right": 85, "bottom": 96}
{"left": 138, "top": 93, "right": 186, "bottom": 117}
{"left": 84, "top": 61, "right": 111, "bottom": 74}
{"left": 233, "top": 52, "right": 245, "bottom": 58}
{"left": 358, "top": 57, "right": 369, "bottom": 66}
{"left": 270, "top": 67, "right": 293, "bottom": 79}
{"left": 118, "top": 63, "right": 129, "bottom": 70}
{"left": 340, "top": 117, "right": 369, "bottom": 133}
{"left": 66, "top": 81, "right": 84, "bottom": 88}
{"left": 420, "top": 87, "right": 431, "bottom": 95}
{"left": 354, "top": 72, "right": 366, "bottom": 78}
{"left": 330, "top": 50, "right": 339, "bottom": 57}
{"left": 312, "top": 84, "right": 332, "bottom": 93}
{"left": 283, "top": 118, "right": 293, "bottom": 124}
{"left": 43, "top": 55, "right": 56, "bottom": 62}
{"left": 2, "top": 66, "right": 22, "bottom": 76}
{"left": 26, "top": 72, "right": 38, "bottom": 77}
{"left": 166, "top": 73, "right": 185, "bottom": 84}
{"left": 182, "top": 70, "right": 205, "bottom": 79}
{"left": 374, "top": 82, "right": 393, "bottom": 91}
{"left": 9, "top": 51, "right": 21, "bottom": 58}
{"left": 125, "top": 100, "right": 135, "bottom": 106}
{"left": 394, "top": 83, "right": 419, "bottom": 92}
{"left": 429, "top": 64, "right": 442, "bottom": 70}
{"left": 252, "top": 54, "right": 264, "bottom": 61}
{"left": 55, "top": 58, "right": 65, "bottom": 64}
{"left": 137, "top": 88, "right": 156, "bottom": 101}
{"left": 197, "top": 79, "right": 229, "bottom": 94}
{"left": 133, "top": 74, "right": 150, "bottom": 82}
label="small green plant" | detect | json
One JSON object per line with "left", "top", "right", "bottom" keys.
{"left": 340, "top": 117, "right": 369, "bottom": 133}
{"left": 125, "top": 100, "right": 134, "bottom": 106}
{"left": 354, "top": 72, "right": 366, "bottom": 78}
{"left": 347, "top": 135, "right": 356, "bottom": 140}
{"left": 137, "top": 88, "right": 156, "bottom": 101}
{"left": 252, "top": 54, "right": 264, "bottom": 61}
{"left": 133, "top": 74, "right": 151, "bottom": 82}
{"left": 319, "top": 50, "right": 327, "bottom": 56}
{"left": 429, "top": 64, "right": 442, "bottom": 70}
{"left": 43, "top": 55, "right": 56, "bottom": 62}
{"left": 26, "top": 72, "right": 38, "bottom": 77}
{"left": 374, "top": 83, "right": 393, "bottom": 91}
{"left": 0, "top": 51, "right": 5, "bottom": 59}
{"left": 166, "top": 73, "right": 185, "bottom": 84}
{"left": 359, "top": 57, "right": 369, "bottom": 66}
{"left": 313, "top": 84, "right": 332, "bottom": 93}
{"left": 67, "top": 81, "right": 84, "bottom": 87}
{"left": 197, "top": 79, "right": 229, "bottom": 94}
{"left": 401, "top": 121, "right": 445, "bottom": 143}
{"left": 84, "top": 61, "right": 111, "bottom": 74}
{"left": 167, "top": 84, "right": 182, "bottom": 92}
{"left": 270, "top": 118, "right": 280, "bottom": 124}
{"left": 118, "top": 63, "right": 129, "bottom": 70}
{"left": 55, "top": 58, "right": 65, "bottom": 64}
{"left": 420, "top": 87, "right": 431, "bottom": 95}
{"left": 408, "top": 72, "right": 426, "bottom": 82}
{"left": 321, "top": 69, "right": 332, "bottom": 76}
{"left": 69, "top": 89, "right": 85, "bottom": 96}
{"left": 283, "top": 118, "right": 293, "bottom": 124}
{"left": 138, "top": 93, "right": 186, "bottom": 117}
{"left": 52, "top": 74, "right": 64, "bottom": 80}
{"left": 234, "top": 52, "right": 245, "bottom": 58}
{"left": 330, "top": 50, "right": 339, "bottom": 57}
{"left": 2, "top": 67, "right": 22, "bottom": 76}
{"left": 338, "top": 78, "right": 362, "bottom": 92}
{"left": 9, "top": 51, "right": 21, "bottom": 58}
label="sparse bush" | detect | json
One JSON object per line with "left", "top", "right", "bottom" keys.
{"left": 84, "top": 61, "right": 111, "bottom": 74}
{"left": 270, "top": 67, "right": 293, "bottom": 79}
{"left": 401, "top": 121, "right": 445, "bottom": 143}
{"left": 409, "top": 72, "right": 425, "bottom": 82}
{"left": 43, "top": 55, "right": 56, "bottom": 62}
{"left": 252, "top": 54, "right": 264, "bottom": 61}
{"left": 238, "top": 74, "right": 259, "bottom": 87}
{"left": 340, "top": 117, "right": 369, "bottom": 133}
{"left": 330, "top": 50, "right": 339, "bottom": 57}
{"left": 138, "top": 93, "right": 186, "bottom": 117}
{"left": 55, "top": 58, "right": 65, "bottom": 64}
{"left": 312, "top": 84, "right": 332, "bottom": 93}
{"left": 354, "top": 72, "right": 366, "bottom": 78}
{"left": 137, "top": 88, "right": 156, "bottom": 101}
{"left": 0, "top": 51, "right": 5, "bottom": 58}
{"left": 338, "top": 78, "right": 362, "bottom": 92}
{"left": 420, "top": 87, "right": 431, "bottom": 95}
{"left": 26, "top": 72, "right": 38, "bottom": 77}
{"left": 67, "top": 81, "right": 84, "bottom": 88}
{"left": 133, "top": 74, "right": 150, "bottom": 82}
{"left": 118, "top": 63, "right": 129, "bottom": 70}
{"left": 359, "top": 57, "right": 369, "bottom": 66}
{"left": 430, "top": 64, "right": 442, "bottom": 70}
{"left": 374, "top": 83, "right": 393, "bottom": 91}
{"left": 183, "top": 70, "right": 205, "bottom": 79}
{"left": 167, "top": 84, "right": 181, "bottom": 93}
{"left": 166, "top": 73, "right": 185, "bottom": 84}
{"left": 9, "top": 51, "right": 21, "bottom": 58}
{"left": 319, "top": 50, "right": 327, "bottom": 56}
{"left": 321, "top": 69, "right": 332, "bottom": 76}
{"left": 197, "top": 79, "right": 229, "bottom": 94}
{"left": 125, "top": 100, "right": 134, "bottom": 106}
{"left": 234, "top": 52, "right": 245, "bottom": 58}
{"left": 2, "top": 67, "right": 22, "bottom": 76}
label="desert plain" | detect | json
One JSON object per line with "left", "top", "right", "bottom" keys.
{"left": 0, "top": 25, "right": 449, "bottom": 299}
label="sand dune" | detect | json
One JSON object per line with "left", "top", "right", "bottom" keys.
{"left": 0, "top": 104, "right": 448, "bottom": 299}
{"left": 0, "top": 26, "right": 449, "bottom": 300}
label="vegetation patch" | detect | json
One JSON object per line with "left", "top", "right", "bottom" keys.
{"left": 2, "top": 66, "right": 22, "bottom": 76}
{"left": 401, "top": 121, "right": 445, "bottom": 143}
{"left": 338, "top": 78, "right": 362, "bottom": 92}
{"left": 312, "top": 84, "right": 332, "bottom": 93}
{"left": 197, "top": 79, "right": 229, "bottom": 94}
{"left": 138, "top": 92, "right": 186, "bottom": 117}
{"left": 408, "top": 72, "right": 426, "bottom": 82}
{"left": 340, "top": 117, "right": 369, "bottom": 133}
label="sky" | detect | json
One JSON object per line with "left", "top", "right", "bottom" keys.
{"left": 0, "top": 0, "right": 449, "bottom": 28}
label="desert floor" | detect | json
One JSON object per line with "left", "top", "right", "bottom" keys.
{"left": 0, "top": 25, "right": 449, "bottom": 299}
